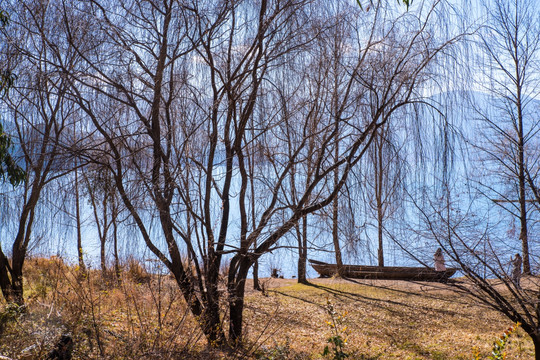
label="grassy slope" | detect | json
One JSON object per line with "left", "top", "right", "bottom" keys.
{"left": 0, "top": 259, "right": 535, "bottom": 359}
{"left": 242, "top": 278, "right": 534, "bottom": 359}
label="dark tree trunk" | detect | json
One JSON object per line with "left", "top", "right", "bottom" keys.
{"left": 332, "top": 194, "right": 343, "bottom": 275}
{"left": 297, "top": 249, "right": 308, "bottom": 284}
{"left": 515, "top": 46, "right": 530, "bottom": 275}
{"left": 74, "top": 169, "right": 86, "bottom": 274}
{"left": 517, "top": 102, "right": 530, "bottom": 274}
{"left": 297, "top": 216, "right": 308, "bottom": 284}
{"left": 228, "top": 258, "right": 251, "bottom": 345}
{"left": 253, "top": 249, "right": 261, "bottom": 290}
{"left": 9, "top": 256, "right": 24, "bottom": 306}
{"left": 5, "top": 193, "right": 39, "bottom": 306}
{"left": 169, "top": 257, "right": 227, "bottom": 347}
{"left": 253, "top": 262, "right": 260, "bottom": 289}
{"left": 100, "top": 239, "right": 106, "bottom": 275}
{"left": 0, "top": 250, "right": 13, "bottom": 302}
{"left": 332, "top": 123, "right": 343, "bottom": 275}
{"left": 520, "top": 213, "right": 530, "bottom": 274}
{"left": 377, "top": 211, "right": 384, "bottom": 267}
{"left": 162, "top": 209, "right": 227, "bottom": 348}
{"left": 375, "top": 127, "right": 385, "bottom": 267}
{"left": 533, "top": 334, "right": 540, "bottom": 360}
{"left": 100, "top": 194, "right": 109, "bottom": 275}
{"left": 229, "top": 294, "right": 244, "bottom": 346}
{"left": 113, "top": 216, "right": 120, "bottom": 282}
{"left": 202, "top": 298, "right": 227, "bottom": 347}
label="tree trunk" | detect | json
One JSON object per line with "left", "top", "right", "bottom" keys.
{"left": 9, "top": 254, "right": 25, "bottom": 306}
{"left": 533, "top": 334, "right": 540, "bottom": 360}
{"left": 202, "top": 299, "right": 227, "bottom": 348}
{"left": 375, "top": 127, "right": 385, "bottom": 267}
{"left": 517, "top": 99, "right": 530, "bottom": 274}
{"left": 251, "top": 238, "right": 260, "bottom": 290}
{"left": 163, "top": 214, "right": 227, "bottom": 348}
{"left": 7, "top": 194, "right": 39, "bottom": 306}
{"left": 332, "top": 117, "right": 343, "bottom": 275}
{"left": 100, "top": 239, "right": 106, "bottom": 275}
{"left": 297, "top": 216, "right": 308, "bottom": 283}
{"left": 74, "top": 168, "right": 86, "bottom": 274}
{"left": 376, "top": 176, "right": 384, "bottom": 267}
{"left": 332, "top": 192, "right": 343, "bottom": 275}
{"left": 520, "top": 216, "right": 530, "bottom": 274}
{"left": 0, "top": 250, "right": 13, "bottom": 302}
{"left": 228, "top": 258, "right": 251, "bottom": 345}
{"left": 9, "top": 272, "right": 24, "bottom": 306}
{"left": 377, "top": 210, "right": 384, "bottom": 267}
{"left": 113, "top": 217, "right": 120, "bottom": 282}
{"left": 169, "top": 260, "right": 227, "bottom": 348}
{"left": 253, "top": 259, "right": 260, "bottom": 290}
{"left": 100, "top": 194, "right": 109, "bottom": 275}
{"left": 0, "top": 252, "right": 23, "bottom": 306}
{"left": 229, "top": 287, "right": 245, "bottom": 346}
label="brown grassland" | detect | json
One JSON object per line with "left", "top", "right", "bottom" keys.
{"left": 0, "top": 257, "right": 535, "bottom": 359}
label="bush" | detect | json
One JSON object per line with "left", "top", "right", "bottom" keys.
{"left": 472, "top": 322, "right": 521, "bottom": 360}
{"left": 0, "top": 302, "right": 25, "bottom": 334}
{"left": 255, "top": 339, "right": 292, "bottom": 360}
{"left": 322, "top": 299, "right": 350, "bottom": 360}
{"left": 126, "top": 258, "right": 151, "bottom": 284}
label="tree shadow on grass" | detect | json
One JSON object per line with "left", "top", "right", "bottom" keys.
{"left": 267, "top": 279, "right": 467, "bottom": 360}
{"left": 271, "top": 279, "right": 461, "bottom": 317}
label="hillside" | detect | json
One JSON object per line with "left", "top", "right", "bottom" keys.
{"left": 0, "top": 258, "right": 533, "bottom": 359}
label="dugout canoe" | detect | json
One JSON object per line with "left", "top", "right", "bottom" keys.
{"left": 309, "top": 259, "right": 457, "bottom": 282}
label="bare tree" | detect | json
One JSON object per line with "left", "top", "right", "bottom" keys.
{"left": 0, "top": 1, "right": 76, "bottom": 302}
{"left": 366, "top": 122, "right": 405, "bottom": 267}
{"left": 427, "top": 2, "right": 540, "bottom": 356}
{"left": 0, "top": 8, "right": 16, "bottom": 97}
{"left": 469, "top": 0, "right": 540, "bottom": 274}
{"left": 27, "top": 0, "right": 458, "bottom": 348}
{"left": 82, "top": 166, "right": 117, "bottom": 276}
{"left": 0, "top": 9, "right": 25, "bottom": 187}
{"left": 415, "top": 189, "right": 540, "bottom": 359}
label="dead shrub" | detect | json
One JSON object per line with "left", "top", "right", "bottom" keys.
{"left": 23, "top": 256, "right": 67, "bottom": 302}
{"left": 126, "top": 258, "right": 151, "bottom": 284}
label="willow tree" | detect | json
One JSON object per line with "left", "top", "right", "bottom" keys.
{"left": 0, "top": 8, "right": 25, "bottom": 187}
{"left": 0, "top": 0, "right": 78, "bottom": 303}
{"left": 35, "top": 0, "right": 459, "bottom": 347}
{"left": 0, "top": 8, "right": 15, "bottom": 96}
{"left": 409, "top": 1, "right": 540, "bottom": 357}
{"left": 416, "top": 191, "right": 540, "bottom": 359}
{"left": 468, "top": 0, "right": 540, "bottom": 275}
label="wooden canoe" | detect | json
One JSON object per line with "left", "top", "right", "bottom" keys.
{"left": 309, "top": 259, "right": 457, "bottom": 282}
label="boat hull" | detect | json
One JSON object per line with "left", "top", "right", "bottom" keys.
{"left": 309, "top": 259, "right": 457, "bottom": 282}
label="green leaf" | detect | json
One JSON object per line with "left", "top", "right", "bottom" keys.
{"left": 0, "top": 122, "right": 26, "bottom": 186}
{"left": 0, "top": 9, "right": 9, "bottom": 27}
{"left": 322, "top": 345, "right": 330, "bottom": 356}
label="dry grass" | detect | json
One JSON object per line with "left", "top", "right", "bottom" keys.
{"left": 241, "top": 278, "right": 534, "bottom": 359}
{"left": 0, "top": 258, "right": 535, "bottom": 359}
